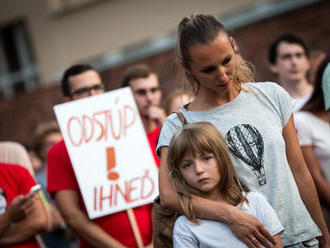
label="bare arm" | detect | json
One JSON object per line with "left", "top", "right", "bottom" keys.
{"left": 272, "top": 234, "right": 283, "bottom": 248}
{"left": 55, "top": 190, "right": 126, "bottom": 248}
{"left": 48, "top": 203, "right": 66, "bottom": 230}
{"left": 159, "top": 147, "right": 275, "bottom": 248}
{"left": 0, "top": 212, "right": 11, "bottom": 235}
{"left": 300, "top": 146, "right": 330, "bottom": 207}
{"left": 0, "top": 194, "right": 49, "bottom": 245}
{"left": 283, "top": 115, "right": 330, "bottom": 247}
{"left": 0, "top": 194, "right": 33, "bottom": 235}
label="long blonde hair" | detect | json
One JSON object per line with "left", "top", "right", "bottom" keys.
{"left": 167, "top": 122, "right": 247, "bottom": 223}
{"left": 177, "top": 14, "right": 254, "bottom": 96}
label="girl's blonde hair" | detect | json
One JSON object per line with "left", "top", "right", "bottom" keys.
{"left": 177, "top": 14, "right": 254, "bottom": 96}
{"left": 167, "top": 122, "right": 248, "bottom": 223}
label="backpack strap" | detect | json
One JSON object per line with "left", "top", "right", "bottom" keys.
{"left": 176, "top": 111, "right": 187, "bottom": 126}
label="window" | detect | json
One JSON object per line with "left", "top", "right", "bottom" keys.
{"left": 0, "top": 20, "right": 38, "bottom": 99}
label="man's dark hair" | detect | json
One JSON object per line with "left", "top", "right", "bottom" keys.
{"left": 268, "top": 33, "right": 309, "bottom": 64}
{"left": 122, "top": 64, "right": 153, "bottom": 87}
{"left": 61, "top": 64, "right": 95, "bottom": 97}
{"left": 302, "top": 56, "right": 330, "bottom": 112}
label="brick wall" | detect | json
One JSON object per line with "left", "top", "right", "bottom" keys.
{"left": 234, "top": 0, "right": 330, "bottom": 82}
{"left": 1, "top": 0, "right": 329, "bottom": 144}
{"left": 0, "top": 85, "right": 62, "bottom": 146}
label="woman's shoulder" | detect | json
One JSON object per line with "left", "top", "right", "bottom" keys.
{"left": 164, "top": 111, "right": 181, "bottom": 123}
{"left": 163, "top": 110, "right": 190, "bottom": 130}
{"left": 157, "top": 111, "right": 185, "bottom": 155}
{"left": 244, "top": 81, "right": 286, "bottom": 93}
{"left": 244, "top": 82, "right": 293, "bottom": 107}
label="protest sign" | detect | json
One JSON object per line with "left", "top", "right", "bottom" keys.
{"left": 54, "top": 87, "right": 158, "bottom": 219}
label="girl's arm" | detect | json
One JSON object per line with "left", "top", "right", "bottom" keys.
{"left": 159, "top": 147, "right": 275, "bottom": 248}
{"left": 283, "top": 115, "right": 330, "bottom": 247}
{"left": 300, "top": 145, "right": 330, "bottom": 207}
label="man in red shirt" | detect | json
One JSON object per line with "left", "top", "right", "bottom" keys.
{"left": 0, "top": 162, "right": 48, "bottom": 248}
{"left": 47, "top": 64, "right": 155, "bottom": 248}
{"left": 122, "top": 64, "right": 166, "bottom": 166}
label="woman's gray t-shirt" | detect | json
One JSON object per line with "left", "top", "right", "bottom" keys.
{"left": 157, "top": 82, "right": 320, "bottom": 246}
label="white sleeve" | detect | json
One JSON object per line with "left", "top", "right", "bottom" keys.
{"left": 251, "top": 192, "right": 284, "bottom": 236}
{"left": 271, "top": 82, "right": 295, "bottom": 127}
{"left": 251, "top": 82, "right": 295, "bottom": 127}
{"left": 294, "top": 113, "right": 313, "bottom": 146}
{"left": 173, "top": 218, "right": 199, "bottom": 248}
{"left": 156, "top": 113, "right": 183, "bottom": 157}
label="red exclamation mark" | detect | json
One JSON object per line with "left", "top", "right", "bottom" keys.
{"left": 106, "top": 147, "right": 119, "bottom": 180}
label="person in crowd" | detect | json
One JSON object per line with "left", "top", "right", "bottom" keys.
{"left": 32, "top": 121, "right": 74, "bottom": 248}
{"left": 33, "top": 122, "right": 62, "bottom": 190}
{"left": 295, "top": 56, "right": 330, "bottom": 229}
{"left": 0, "top": 141, "right": 34, "bottom": 176}
{"left": 122, "top": 64, "right": 166, "bottom": 165}
{"left": 0, "top": 162, "right": 48, "bottom": 247}
{"left": 156, "top": 14, "right": 329, "bottom": 248}
{"left": 268, "top": 33, "right": 312, "bottom": 111}
{"left": 162, "top": 89, "right": 193, "bottom": 116}
{"left": 33, "top": 121, "right": 62, "bottom": 175}
{"left": 47, "top": 64, "right": 153, "bottom": 248}
{"left": 168, "top": 122, "right": 283, "bottom": 247}
{"left": 27, "top": 149, "right": 42, "bottom": 175}
{"left": 0, "top": 141, "right": 50, "bottom": 247}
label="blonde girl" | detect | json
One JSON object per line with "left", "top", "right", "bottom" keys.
{"left": 167, "top": 122, "right": 283, "bottom": 247}
{"left": 157, "top": 14, "right": 328, "bottom": 248}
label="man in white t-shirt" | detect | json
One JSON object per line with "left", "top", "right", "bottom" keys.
{"left": 268, "top": 33, "right": 313, "bottom": 111}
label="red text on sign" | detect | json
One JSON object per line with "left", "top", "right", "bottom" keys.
{"left": 93, "top": 170, "right": 155, "bottom": 211}
{"left": 67, "top": 102, "right": 137, "bottom": 147}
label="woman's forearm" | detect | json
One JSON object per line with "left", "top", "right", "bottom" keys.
{"left": 158, "top": 147, "right": 182, "bottom": 209}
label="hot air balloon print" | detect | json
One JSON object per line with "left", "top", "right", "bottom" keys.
{"left": 226, "top": 124, "right": 266, "bottom": 186}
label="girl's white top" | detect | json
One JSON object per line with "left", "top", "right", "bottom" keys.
{"left": 173, "top": 192, "right": 283, "bottom": 248}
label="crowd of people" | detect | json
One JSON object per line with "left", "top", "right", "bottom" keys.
{"left": 0, "top": 13, "right": 329, "bottom": 248}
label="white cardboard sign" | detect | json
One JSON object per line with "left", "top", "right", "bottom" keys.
{"left": 54, "top": 87, "right": 158, "bottom": 219}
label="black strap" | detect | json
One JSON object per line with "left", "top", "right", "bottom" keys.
{"left": 176, "top": 111, "right": 187, "bottom": 125}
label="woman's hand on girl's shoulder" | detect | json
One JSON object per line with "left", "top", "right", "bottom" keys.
{"left": 228, "top": 206, "right": 276, "bottom": 248}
